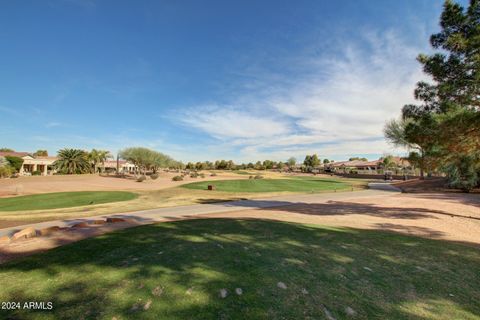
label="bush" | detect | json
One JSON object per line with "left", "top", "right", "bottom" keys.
{"left": 190, "top": 172, "right": 199, "bottom": 178}
{"left": 254, "top": 174, "right": 263, "bottom": 179}
{"left": 136, "top": 175, "right": 147, "bottom": 182}
{"left": 444, "top": 155, "right": 479, "bottom": 192}
{"left": 210, "top": 172, "right": 217, "bottom": 176}
{"left": 32, "top": 170, "right": 42, "bottom": 176}
{"left": 150, "top": 173, "right": 159, "bottom": 180}
{"left": 249, "top": 175, "right": 254, "bottom": 179}
{"left": 0, "top": 166, "right": 13, "bottom": 178}
{"left": 5, "top": 156, "right": 23, "bottom": 172}
{"left": 200, "top": 173, "right": 205, "bottom": 178}
{"left": 172, "top": 175, "right": 184, "bottom": 181}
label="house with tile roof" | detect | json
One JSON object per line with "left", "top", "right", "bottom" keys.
{"left": 0, "top": 152, "right": 58, "bottom": 176}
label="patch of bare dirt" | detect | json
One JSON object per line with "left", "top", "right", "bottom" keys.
{"left": 0, "top": 172, "right": 250, "bottom": 197}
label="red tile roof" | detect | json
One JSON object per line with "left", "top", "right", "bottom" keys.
{"left": 34, "top": 156, "right": 59, "bottom": 160}
{"left": 0, "top": 151, "right": 31, "bottom": 158}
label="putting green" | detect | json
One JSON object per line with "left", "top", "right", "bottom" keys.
{"left": 182, "top": 178, "right": 349, "bottom": 193}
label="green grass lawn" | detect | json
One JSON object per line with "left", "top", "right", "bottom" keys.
{"left": 231, "top": 170, "right": 262, "bottom": 175}
{"left": 182, "top": 178, "right": 350, "bottom": 193}
{"left": 0, "top": 219, "right": 478, "bottom": 319}
{"left": 0, "top": 191, "right": 138, "bottom": 211}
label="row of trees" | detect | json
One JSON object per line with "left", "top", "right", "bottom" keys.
{"left": 184, "top": 157, "right": 303, "bottom": 171}
{"left": 2, "top": 147, "right": 338, "bottom": 176}
{"left": 384, "top": 0, "right": 479, "bottom": 191}
{"left": 185, "top": 155, "right": 337, "bottom": 173}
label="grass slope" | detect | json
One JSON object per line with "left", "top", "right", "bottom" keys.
{"left": 0, "top": 219, "right": 479, "bottom": 319}
{"left": 182, "top": 178, "right": 349, "bottom": 193}
{"left": 0, "top": 191, "right": 137, "bottom": 211}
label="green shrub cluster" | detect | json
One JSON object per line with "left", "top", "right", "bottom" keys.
{"left": 0, "top": 166, "right": 13, "bottom": 178}
{"left": 444, "top": 155, "right": 479, "bottom": 192}
{"left": 5, "top": 156, "right": 23, "bottom": 172}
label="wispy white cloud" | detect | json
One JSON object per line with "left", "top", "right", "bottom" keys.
{"left": 45, "top": 121, "right": 64, "bottom": 128}
{"left": 178, "top": 29, "right": 426, "bottom": 161}
{"left": 181, "top": 106, "right": 290, "bottom": 139}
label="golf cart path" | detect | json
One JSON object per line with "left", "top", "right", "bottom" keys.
{"left": 0, "top": 183, "right": 400, "bottom": 237}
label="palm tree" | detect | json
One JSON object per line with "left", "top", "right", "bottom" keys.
{"left": 98, "top": 150, "right": 111, "bottom": 173}
{"left": 54, "top": 149, "right": 89, "bottom": 174}
{"left": 381, "top": 155, "right": 398, "bottom": 174}
{"left": 88, "top": 149, "right": 111, "bottom": 174}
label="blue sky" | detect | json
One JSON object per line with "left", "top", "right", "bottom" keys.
{"left": 0, "top": 0, "right": 455, "bottom": 163}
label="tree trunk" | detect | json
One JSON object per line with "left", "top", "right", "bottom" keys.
{"left": 419, "top": 150, "right": 425, "bottom": 180}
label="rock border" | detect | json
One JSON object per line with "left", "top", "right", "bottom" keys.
{"left": 1, "top": 217, "right": 134, "bottom": 244}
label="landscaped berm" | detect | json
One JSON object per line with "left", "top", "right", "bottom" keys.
{"left": 0, "top": 219, "right": 479, "bottom": 319}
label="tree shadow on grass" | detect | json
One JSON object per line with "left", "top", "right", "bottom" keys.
{"left": 0, "top": 218, "right": 479, "bottom": 319}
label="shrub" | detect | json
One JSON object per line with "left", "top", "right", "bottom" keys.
{"left": 200, "top": 173, "right": 205, "bottom": 178}
{"left": 150, "top": 173, "right": 159, "bottom": 180}
{"left": 0, "top": 166, "right": 13, "bottom": 178}
{"left": 5, "top": 156, "right": 23, "bottom": 172}
{"left": 444, "top": 155, "right": 479, "bottom": 192}
{"left": 210, "top": 172, "right": 217, "bottom": 176}
{"left": 32, "top": 170, "right": 42, "bottom": 176}
{"left": 172, "top": 175, "right": 184, "bottom": 181}
{"left": 249, "top": 175, "right": 254, "bottom": 179}
{"left": 254, "top": 174, "right": 263, "bottom": 179}
{"left": 136, "top": 175, "right": 147, "bottom": 182}
{"left": 190, "top": 172, "right": 199, "bottom": 178}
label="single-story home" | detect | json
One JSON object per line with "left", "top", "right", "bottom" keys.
{"left": 103, "top": 160, "right": 137, "bottom": 174}
{"left": 0, "top": 152, "right": 58, "bottom": 176}
{"left": 327, "top": 157, "right": 410, "bottom": 173}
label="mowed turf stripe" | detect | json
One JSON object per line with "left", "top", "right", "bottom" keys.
{"left": 182, "top": 178, "right": 349, "bottom": 193}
